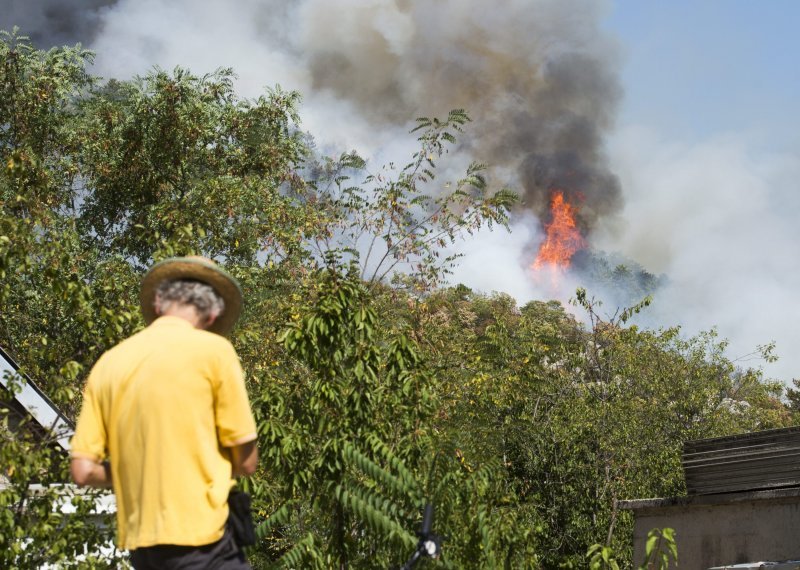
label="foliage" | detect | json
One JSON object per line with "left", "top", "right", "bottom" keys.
{"left": 305, "top": 110, "right": 517, "bottom": 293}
{"left": 247, "top": 270, "right": 425, "bottom": 567}
{"left": 0, "top": 29, "right": 142, "bottom": 419}
{"left": 77, "top": 68, "right": 308, "bottom": 267}
{"left": 1, "top": 376, "right": 121, "bottom": 569}
{"left": 785, "top": 378, "right": 800, "bottom": 414}
{"left": 586, "top": 527, "right": 677, "bottom": 570}
{"left": 415, "top": 285, "right": 789, "bottom": 567}
{"left": 246, "top": 270, "right": 541, "bottom": 569}
{"left": 570, "top": 249, "right": 664, "bottom": 310}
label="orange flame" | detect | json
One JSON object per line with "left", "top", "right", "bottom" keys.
{"left": 533, "top": 191, "right": 585, "bottom": 269}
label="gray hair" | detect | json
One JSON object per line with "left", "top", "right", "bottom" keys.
{"left": 154, "top": 279, "right": 225, "bottom": 322}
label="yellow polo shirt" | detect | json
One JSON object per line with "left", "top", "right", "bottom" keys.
{"left": 70, "top": 316, "right": 257, "bottom": 550}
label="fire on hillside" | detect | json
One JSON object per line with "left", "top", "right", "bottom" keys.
{"left": 533, "top": 191, "right": 585, "bottom": 271}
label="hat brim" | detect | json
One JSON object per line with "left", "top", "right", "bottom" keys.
{"left": 140, "top": 257, "right": 243, "bottom": 336}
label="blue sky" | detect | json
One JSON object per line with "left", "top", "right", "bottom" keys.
{"left": 605, "top": 1, "right": 800, "bottom": 151}
{"left": 587, "top": 1, "right": 800, "bottom": 380}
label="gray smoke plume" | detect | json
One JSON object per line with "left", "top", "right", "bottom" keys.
{"left": 1, "top": 0, "right": 116, "bottom": 48}
{"left": 291, "top": 0, "right": 623, "bottom": 231}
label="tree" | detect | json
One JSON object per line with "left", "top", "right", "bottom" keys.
{"left": 417, "top": 285, "right": 789, "bottom": 567}
{"left": 77, "top": 68, "right": 309, "bottom": 267}
{"left": 248, "top": 269, "right": 539, "bottom": 569}
{"left": 246, "top": 270, "right": 431, "bottom": 568}
{"left": 304, "top": 110, "right": 517, "bottom": 293}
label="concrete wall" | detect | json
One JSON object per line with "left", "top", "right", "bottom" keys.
{"left": 620, "top": 489, "right": 800, "bottom": 570}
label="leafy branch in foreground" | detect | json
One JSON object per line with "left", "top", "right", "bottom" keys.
{"left": 0, "top": 376, "right": 121, "bottom": 569}
{"left": 306, "top": 109, "right": 517, "bottom": 293}
{"left": 586, "top": 527, "right": 677, "bottom": 570}
{"left": 251, "top": 271, "right": 436, "bottom": 568}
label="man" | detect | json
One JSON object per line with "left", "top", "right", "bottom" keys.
{"left": 70, "top": 256, "right": 258, "bottom": 569}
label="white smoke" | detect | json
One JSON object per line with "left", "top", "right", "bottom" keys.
{"left": 595, "top": 126, "right": 800, "bottom": 381}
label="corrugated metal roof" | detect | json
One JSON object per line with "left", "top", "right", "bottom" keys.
{"left": 0, "top": 345, "right": 74, "bottom": 451}
{"left": 683, "top": 427, "right": 800, "bottom": 495}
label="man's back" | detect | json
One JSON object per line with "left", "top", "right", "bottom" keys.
{"left": 71, "top": 315, "right": 257, "bottom": 550}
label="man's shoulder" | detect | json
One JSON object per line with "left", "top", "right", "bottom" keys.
{"left": 85, "top": 330, "right": 145, "bottom": 385}
{"left": 166, "top": 325, "right": 240, "bottom": 366}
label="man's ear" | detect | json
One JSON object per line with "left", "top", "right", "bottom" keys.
{"left": 203, "top": 314, "right": 218, "bottom": 330}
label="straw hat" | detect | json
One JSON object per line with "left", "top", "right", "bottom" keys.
{"left": 140, "top": 256, "right": 243, "bottom": 336}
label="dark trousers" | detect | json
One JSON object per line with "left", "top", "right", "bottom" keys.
{"left": 130, "top": 527, "right": 251, "bottom": 570}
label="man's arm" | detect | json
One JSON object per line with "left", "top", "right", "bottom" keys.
{"left": 70, "top": 457, "right": 113, "bottom": 488}
{"left": 229, "top": 440, "right": 258, "bottom": 477}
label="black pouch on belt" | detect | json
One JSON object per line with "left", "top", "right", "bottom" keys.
{"left": 227, "top": 489, "right": 256, "bottom": 547}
